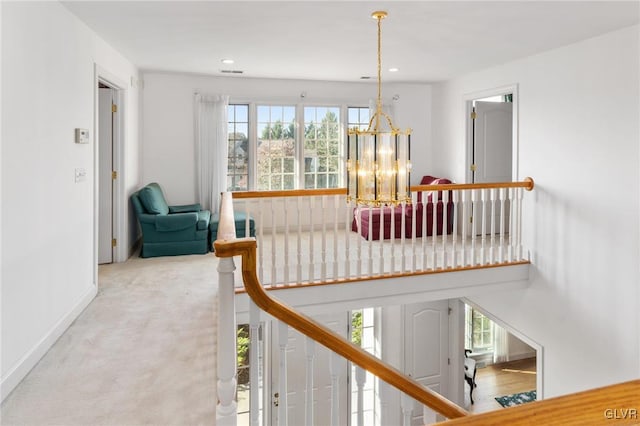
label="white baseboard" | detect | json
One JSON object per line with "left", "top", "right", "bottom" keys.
{"left": 509, "top": 351, "right": 537, "bottom": 362}
{"left": 0, "top": 284, "right": 97, "bottom": 402}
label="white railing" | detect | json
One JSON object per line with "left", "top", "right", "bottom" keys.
{"left": 231, "top": 179, "right": 534, "bottom": 287}
{"left": 217, "top": 180, "right": 534, "bottom": 425}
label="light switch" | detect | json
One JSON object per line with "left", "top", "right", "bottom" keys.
{"left": 75, "top": 168, "right": 87, "bottom": 183}
{"left": 75, "top": 128, "right": 89, "bottom": 144}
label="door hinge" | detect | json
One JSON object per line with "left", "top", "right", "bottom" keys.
{"left": 470, "top": 164, "right": 477, "bottom": 172}
{"left": 448, "top": 307, "right": 452, "bottom": 315}
{"left": 112, "top": 238, "right": 117, "bottom": 247}
{"left": 273, "top": 392, "right": 279, "bottom": 407}
{"left": 448, "top": 358, "right": 451, "bottom": 365}
{"left": 112, "top": 171, "right": 117, "bottom": 180}
{"left": 470, "top": 216, "right": 473, "bottom": 224}
{"left": 470, "top": 110, "right": 477, "bottom": 120}
{"left": 112, "top": 104, "right": 117, "bottom": 113}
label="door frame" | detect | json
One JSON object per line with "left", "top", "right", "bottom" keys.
{"left": 93, "top": 64, "right": 126, "bottom": 285}
{"left": 460, "top": 297, "right": 544, "bottom": 400}
{"left": 464, "top": 84, "right": 519, "bottom": 184}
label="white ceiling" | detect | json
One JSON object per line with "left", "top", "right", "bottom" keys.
{"left": 63, "top": 1, "right": 640, "bottom": 83}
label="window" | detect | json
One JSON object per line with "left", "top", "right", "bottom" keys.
{"left": 225, "top": 104, "right": 368, "bottom": 191}
{"left": 464, "top": 304, "right": 494, "bottom": 353}
{"left": 304, "top": 106, "right": 341, "bottom": 189}
{"left": 257, "top": 105, "right": 296, "bottom": 190}
{"left": 227, "top": 104, "right": 249, "bottom": 191}
{"left": 351, "top": 308, "right": 380, "bottom": 425}
{"left": 348, "top": 106, "right": 370, "bottom": 131}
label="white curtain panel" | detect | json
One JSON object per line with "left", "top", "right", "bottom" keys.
{"left": 493, "top": 322, "right": 509, "bottom": 364}
{"left": 194, "top": 94, "right": 229, "bottom": 214}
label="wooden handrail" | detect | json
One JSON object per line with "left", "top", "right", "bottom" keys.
{"left": 214, "top": 237, "right": 469, "bottom": 420}
{"left": 443, "top": 379, "right": 640, "bottom": 425}
{"left": 230, "top": 177, "right": 534, "bottom": 199}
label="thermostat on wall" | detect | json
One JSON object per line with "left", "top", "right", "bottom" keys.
{"left": 75, "top": 128, "right": 90, "bottom": 144}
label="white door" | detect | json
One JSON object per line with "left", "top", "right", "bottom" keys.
{"left": 98, "top": 87, "right": 114, "bottom": 264}
{"left": 473, "top": 101, "right": 512, "bottom": 184}
{"left": 404, "top": 300, "right": 449, "bottom": 425}
{"left": 271, "top": 313, "right": 350, "bottom": 425}
{"left": 473, "top": 101, "right": 513, "bottom": 235}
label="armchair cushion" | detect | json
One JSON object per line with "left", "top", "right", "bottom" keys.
{"left": 155, "top": 212, "right": 198, "bottom": 232}
{"left": 169, "top": 203, "right": 202, "bottom": 214}
{"left": 138, "top": 183, "right": 169, "bottom": 215}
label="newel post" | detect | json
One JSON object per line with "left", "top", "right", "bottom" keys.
{"left": 216, "top": 192, "right": 238, "bottom": 425}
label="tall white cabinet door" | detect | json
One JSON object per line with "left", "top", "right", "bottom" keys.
{"left": 271, "top": 313, "right": 349, "bottom": 426}
{"left": 404, "top": 300, "right": 450, "bottom": 425}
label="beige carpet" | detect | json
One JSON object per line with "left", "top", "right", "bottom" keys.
{"left": 1, "top": 253, "right": 220, "bottom": 425}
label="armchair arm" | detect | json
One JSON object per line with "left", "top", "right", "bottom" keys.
{"left": 169, "top": 203, "right": 202, "bottom": 213}
{"left": 137, "top": 213, "right": 158, "bottom": 225}
{"left": 155, "top": 212, "right": 198, "bottom": 231}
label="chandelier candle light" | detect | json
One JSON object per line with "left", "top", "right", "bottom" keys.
{"left": 347, "top": 11, "right": 412, "bottom": 206}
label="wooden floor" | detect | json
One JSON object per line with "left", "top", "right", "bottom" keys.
{"left": 467, "top": 357, "right": 537, "bottom": 414}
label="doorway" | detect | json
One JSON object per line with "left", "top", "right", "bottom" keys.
{"left": 94, "top": 65, "right": 126, "bottom": 275}
{"left": 461, "top": 299, "right": 543, "bottom": 412}
{"left": 465, "top": 85, "right": 519, "bottom": 185}
{"left": 98, "top": 82, "right": 116, "bottom": 264}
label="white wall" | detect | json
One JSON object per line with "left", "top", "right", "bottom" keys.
{"left": 432, "top": 25, "right": 640, "bottom": 397}
{"left": 1, "top": 2, "right": 140, "bottom": 400}
{"left": 141, "top": 72, "right": 432, "bottom": 205}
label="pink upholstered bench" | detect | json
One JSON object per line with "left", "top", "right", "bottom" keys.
{"left": 351, "top": 175, "right": 455, "bottom": 241}
{"left": 351, "top": 206, "right": 404, "bottom": 241}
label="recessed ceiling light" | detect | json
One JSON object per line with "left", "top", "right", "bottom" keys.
{"left": 360, "top": 76, "right": 371, "bottom": 80}
{"left": 389, "top": 68, "right": 399, "bottom": 72}
{"left": 221, "top": 59, "right": 235, "bottom": 64}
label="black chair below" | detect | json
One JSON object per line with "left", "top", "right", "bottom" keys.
{"left": 464, "top": 349, "right": 478, "bottom": 404}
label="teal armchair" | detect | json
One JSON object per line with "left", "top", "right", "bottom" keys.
{"left": 131, "top": 183, "right": 211, "bottom": 258}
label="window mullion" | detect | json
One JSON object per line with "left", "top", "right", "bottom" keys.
{"left": 249, "top": 102, "right": 257, "bottom": 191}
{"left": 296, "top": 103, "right": 304, "bottom": 190}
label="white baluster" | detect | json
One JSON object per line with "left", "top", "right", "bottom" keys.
{"left": 431, "top": 195, "right": 437, "bottom": 269}
{"left": 517, "top": 187, "right": 524, "bottom": 260}
{"left": 461, "top": 190, "right": 468, "bottom": 266}
{"left": 305, "top": 337, "right": 315, "bottom": 426}
{"left": 470, "top": 189, "right": 477, "bottom": 265}
{"left": 480, "top": 188, "right": 487, "bottom": 265}
{"left": 333, "top": 195, "right": 339, "bottom": 279}
{"left": 309, "top": 197, "right": 315, "bottom": 282}
{"left": 368, "top": 205, "right": 373, "bottom": 275}
{"left": 284, "top": 197, "right": 290, "bottom": 285}
{"left": 442, "top": 189, "right": 449, "bottom": 269}
{"left": 423, "top": 405, "right": 436, "bottom": 425}
{"left": 321, "top": 195, "right": 327, "bottom": 281}
{"left": 270, "top": 198, "right": 277, "bottom": 285}
{"left": 278, "top": 321, "right": 289, "bottom": 426}
{"left": 356, "top": 206, "right": 362, "bottom": 277}
{"left": 297, "top": 197, "right": 302, "bottom": 284}
{"left": 401, "top": 202, "right": 407, "bottom": 273}
{"left": 217, "top": 256, "right": 237, "bottom": 425}
{"left": 509, "top": 188, "right": 515, "bottom": 262}
{"left": 356, "top": 366, "right": 366, "bottom": 426}
{"left": 258, "top": 198, "right": 264, "bottom": 283}
{"left": 345, "top": 199, "right": 351, "bottom": 278}
{"left": 410, "top": 193, "right": 417, "bottom": 272}
{"left": 490, "top": 188, "right": 496, "bottom": 264}
{"left": 390, "top": 205, "right": 396, "bottom": 273}
{"left": 421, "top": 190, "right": 428, "bottom": 270}
{"left": 329, "top": 352, "right": 340, "bottom": 426}
{"left": 499, "top": 188, "right": 506, "bottom": 263}
{"left": 401, "top": 392, "right": 413, "bottom": 426}
{"left": 249, "top": 301, "right": 260, "bottom": 426}
{"left": 244, "top": 201, "right": 251, "bottom": 238}
{"left": 379, "top": 203, "right": 385, "bottom": 275}
{"left": 451, "top": 190, "right": 459, "bottom": 268}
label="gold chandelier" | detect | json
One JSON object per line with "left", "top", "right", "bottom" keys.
{"left": 347, "top": 11, "right": 412, "bottom": 207}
